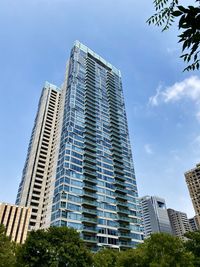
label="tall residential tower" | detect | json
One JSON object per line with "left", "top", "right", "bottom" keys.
{"left": 16, "top": 82, "right": 61, "bottom": 229}
{"left": 16, "top": 41, "right": 143, "bottom": 249}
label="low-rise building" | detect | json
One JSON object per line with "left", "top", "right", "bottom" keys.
{"left": 0, "top": 202, "right": 31, "bottom": 243}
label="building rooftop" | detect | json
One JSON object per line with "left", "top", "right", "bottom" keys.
{"left": 74, "top": 40, "right": 121, "bottom": 77}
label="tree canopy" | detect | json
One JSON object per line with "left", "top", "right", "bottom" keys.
{"left": 16, "top": 226, "right": 93, "bottom": 267}
{"left": 185, "top": 231, "right": 200, "bottom": 266}
{"left": 147, "top": 0, "right": 200, "bottom": 71}
{"left": 0, "top": 224, "right": 16, "bottom": 267}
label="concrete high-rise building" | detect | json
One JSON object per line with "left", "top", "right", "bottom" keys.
{"left": 16, "top": 82, "right": 61, "bottom": 230}
{"left": 16, "top": 41, "right": 143, "bottom": 250}
{"left": 189, "top": 216, "right": 199, "bottom": 231}
{"left": 185, "top": 163, "right": 200, "bottom": 227}
{"left": 140, "top": 196, "right": 172, "bottom": 238}
{"left": 0, "top": 203, "right": 31, "bottom": 243}
{"left": 167, "top": 208, "right": 191, "bottom": 238}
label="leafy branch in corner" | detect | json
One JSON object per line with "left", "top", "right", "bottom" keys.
{"left": 147, "top": 0, "right": 200, "bottom": 71}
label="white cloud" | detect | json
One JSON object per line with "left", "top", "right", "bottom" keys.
{"left": 144, "top": 144, "right": 153, "bottom": 155}
{"left": 150, "top": 76, "right": 200, "bottom": 104}
{"left": 149, "top": 76, "right": 200, "bottom": 120}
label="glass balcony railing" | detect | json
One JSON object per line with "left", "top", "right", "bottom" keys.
{"left": 82, "top": 236, "right": 97, "bottom": 243}
{"left": 119, "top": 232, "right": 132, "bottom": 238}
{"left": 82, "top": 208, "right": 98, "bottom": 215}
{"left": 83, "top": 190, "right": 97, "bottom": 199}
{"left": 83, "top": 170, "right": 96, "bottom": 178}
{"left": 82, "top": 226, "right": 97, "bottom": 233}
{"left": 115, "top": 187, "right": 127, "bottom": 194}
{"left": 84, "top": 151, "right": 96, "bottom": 158}
{"left": 117, "top": 200, "right": 128, "bottom": 207}
{"left": 114, "top": 180, "right": 125, "bottom": 186}
{"left": 117, "top": 208, "right": 130, "bottom": 215}
{"left": 84, "top": 157, "right": 96, "bottom": 164}
{"left": 83, "top": 183, "right": 97, "bottom": 191}
{"left": 116, "top": 193, "right": 127, "bottom": 200}
{"left": 117, "top": 216, "right": 130, "bottom": 222}
{"left": 83, "top": 176, "right": 96, "bottom": 184}
{"left": 118, "top": 224, "right": 131, "bottom": 230}
{"left": 82, "top": 198, "right": 97, "bottom": 206}
{"left": 82, "top": 216, "right": 98, "bottom": 224}
{"left": 119, "top": 241, "right": 132, "bottom": 247}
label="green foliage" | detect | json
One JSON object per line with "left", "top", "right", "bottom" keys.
{"left": 0, "top": 224, "right": 16, "bottom": 267}
{"left": 185, "top": 231, "right": 200, "bottom": 266}
{"left": 93, "top": 248, "right": 119, "bottom": 267}
{"left": 140, "top": 233, "right": 194, "bottom": 267}
{"left": 117, "top": 233, "right": 194, "bottom": 267}
{"left": 117, "top": 248, "right": 146, "bottom": 267}
{"left": 16, "top": 226, "right": 93, "bottom": 267}
{"left": 147, "top": 0, "right": 200, "bottom": 71}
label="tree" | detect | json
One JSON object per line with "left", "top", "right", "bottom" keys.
{"left": 117, "top": 233, "right": 194, "bottom": 267}
{"left": 141, "top": 233, "right": 194, "bottom": 267}
{"left": 0, "top": 224, "right": 16, "bottom": 267}
{"left": 147, "top": 0, "right": 200, "bottom": 71}
{"left": 16, "top": 226, "right": 93, "bottom": 267}
{"left": 93, "top": 248, "right": 119, "bottom": 267}
{"left": 117, "top": 248, "right": 146, "bottom": 267}
{"left": 185, "top": 231, "right": 200, "bottom": 266}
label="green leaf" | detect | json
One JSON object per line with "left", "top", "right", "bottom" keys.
{"left": 172, "top": 10, "right": 183, "bottom": 17}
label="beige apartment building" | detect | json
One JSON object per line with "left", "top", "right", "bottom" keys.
{"left": 16, "top": 82, "right": 61, "bottom": 230}
{"left": 0, "top": 203, "right": 31, "bottom": 243}
{"left": 185, "top": 163, "right": 200, "bottom": 226}
{"left": 167, "top": 208, "right": 191, "bottom": 239}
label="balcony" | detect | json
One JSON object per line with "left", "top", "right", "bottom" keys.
{"left": 119, "top": 232, "right": 132, "bottom": 239}
{"left": 82, "top": 216, "right": 98, "bottom": 224}
{"left": 83, "top": 170, "right": 96, "bottom": 178}
{"left": 118, "top": 224, "right": 130, "bottom": 230}
{"left": 85, "top": 99, "right": 96, "bottom": 108}
{"left": 83, "top": 183, "right": 97, "bottom": 191}
{"left": 83, "top": 190, "right": 97, "bottom": 199}
{"left": 84, "top": 151, "right": 96, "bottom": 159}
{"left": 85, "top": 124, "right": 96, "bottom": 131}
{"left": 114, "top": 168, "right": 124, "bottom": 176}
{"left": 113, "top": 156, "right": 123, "bottom": 164}
{"left": 114, "top": 180, "right": 125, "bottom": 186}
{"left": 84, "top": 166, "right": 96, "bottom": 174}
{"left": 85, "top": 110, "right": 96, "bottom": 119}
{"left": 82, "top": 226, "right": 97, "bottom": 233}
{"left": 82, "top": 198, "right": 97, "bottom": 207}
{"left": 117, "top": 216, "right": 130, "bottom": 222}
{"left": 119, "top": 241, "right": 132, "bottom": 248}
{"left": 84, "top": 129, "right": 96, "bottom": 138}
{"left": 117, "top": 200, "right": 128, "bottom": 207}
{"left": 85, "top": 116, "right": 96, "bottom": 124}
{"left": 112, "top": 143, "right": 122, "bottom": 151}
{"left": 117, "top": 207, "right": 130, "bottom": 215}
{"left": 114, "top": 162, "right": 124, "bottom": 170}
{"left": 85, "top": 119, "right": 96, "bottom": 128}
{"left": 115, "top": 176, "right": 125, "bottom": 183}
{"left": 84, "top": 145, "right": 96, "bottom": 154}
{"left": 82, "top": 236, "right": 97, "bottom": 243}
{"left": 82, "top": 208, "right": 98, "bottom": 215}
{"left": 115, "top": 187, "right": 127, "bottom": 194}
{"left": 116, "top": 193, "right": 127, "bottom": 201}
{"left": 84, "top": 157, "right": 96, "bottom": 164}
{"left": 84, "top": 176, "right": 96, "bottom": 184}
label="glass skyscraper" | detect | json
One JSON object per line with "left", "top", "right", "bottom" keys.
{"left": 17, "top": 41, "right": 143, "bottom": 250}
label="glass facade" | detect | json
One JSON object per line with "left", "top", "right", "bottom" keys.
{"left": 51, "top": 41, "right": 142, "bottom": 250}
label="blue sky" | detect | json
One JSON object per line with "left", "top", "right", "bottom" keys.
{"left": 0, "top": 0, "right": 199, "bottom": 217}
